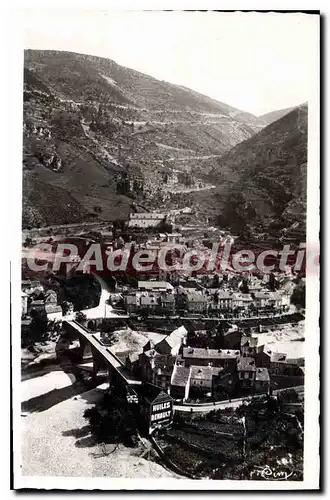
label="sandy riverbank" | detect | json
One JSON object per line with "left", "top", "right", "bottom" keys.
{"left": 21, "top": 371, "right": 180, "bottom": 479}
{"left": 254, "top": 322, "right": 305, "bottom": 358}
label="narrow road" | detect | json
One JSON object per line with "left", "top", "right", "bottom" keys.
{"left": 74, "top": 273, "right": 128, "bottom": 320}
{"left": 174, "top": 395, "right": 258, "bottom": 413}
{"left": 23, "top": 220, "right": 113, "bottom": 234}
{"left": 135, "top": 312, "right": 302, "bottom": 322}
{"left": 169, "top": 154, "right": 223, "bottom": 161}
{"left": 167, "top": 185, "right": 216, "bottom": 194}
{"left": 80, "top": 118, "right": 123, "bottom": 167}
{"left": 174, "top": 386, "right": 304, "bottom": 413}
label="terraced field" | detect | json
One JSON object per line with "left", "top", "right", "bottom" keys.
{"left": 154, "top": 400, "right": 304, "bottom": 480}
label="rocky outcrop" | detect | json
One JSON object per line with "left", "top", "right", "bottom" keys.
{"left": 40, "top": 153, "right": 62, "bottom": 171}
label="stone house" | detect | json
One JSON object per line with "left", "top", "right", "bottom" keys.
{"left": 254, "top": 367, "right": 270, "bottom": 394}
{"left": 170, "top": 361, "right": 224, "bottom": 400}
{"left": 253, "top": 291, "right": 271, "bottom": 309}
{"left": 182, "top": 347, "right": 240, "bottom": 370}
{"left": 138, "top": 350, "right": 176, "bottom": 391}
{"left": 176, "top": 289, "right": 208, "bottom": 313}
{"left": 138, "top": 281, "right": 174, "bottom": 293}
{"left": 213, "top": 291, "right": 233, "bottom": 311}
{"left": 159, "top": 292, "right": 175, "bottom": 314}
{"left": 140, "top": 293, "right": 160, "bottom": 313}
{"left": 241, "top": 335, "right": 259, "bottom": 357}
{"left": 256, "top": 346, "right": 303, "bottom": 377}
{"left": 124, "top": 293, "right": 139, "bottom": 313}
{"left": 237, "top": 357, "right": 257, "bottom": 388}
{"left": 189, "top": 365, "right": 223, "bottom": 397}
{"left": 21, "top": 291, "right": 28, "bottom": 317}
{"left": 128, "top": 212, "right": 166, "bottom": 229}
{"left": 170, "top": 363, "right": 191, "bottom": 400}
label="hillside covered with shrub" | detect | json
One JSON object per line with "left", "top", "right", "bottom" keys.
{"left": 22, "top": 49, "right": 267, "bottom": 228}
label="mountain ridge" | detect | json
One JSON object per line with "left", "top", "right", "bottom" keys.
{"left": 24, "top": 49, "right": 263, "bottom": 123}
{"left": 258, "top": 104, "right": 306, "bottom": 126}
{"left": 22, "top": 49, "right": 267, "bottom": 228}
{"left": 204, "top": 104, "right": 308, "bottom": 237}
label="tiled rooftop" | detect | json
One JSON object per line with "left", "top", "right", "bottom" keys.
{"left": 237, "top": 357, "right": 257, "bottom": 371}
{"left": 183, "top": 347, "right": 240, "bottom": 360}
{"left": 190, "top": 365, "right": 223, "bottom": 380}
{"left": 270, "top": 352, "right": 287, "bottom": 363}
{"left": 171, "top": 364, "right": 191, "bottom": 387}
{"left": 255, "top": 367, "right": 270, "bottom": 381}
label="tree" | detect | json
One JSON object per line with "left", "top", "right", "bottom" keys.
{"left": 100, "top": 319, "right": 116, "bottom": 334}
{"left": 157, "top": 219, "right": 172, "bottom": 233}
{"left": 212, "top": 274, "right": 220, "bottom": 288}
{"left": 278, "top": 388, "right": 299, "bottom": 404}
{"left": 75, "top": 311, "right": 87, "bottom": 324}
{"left": 88, "top": 320, "right": 96, "bottom": 331}
{"left": 291, "top": 282, "right": 305, "bottom": 309}
{"left": 83, "top": 392, "right": 138, "bottom": 446}
{"left": 24, "top": 237, "right": 33, "bottom": 247}
{"left": 240, "top": 278, "right": 250, "bottom": 294}
{"left": 61, "top": 301, "right": 72, "bottom": 315}
{"left": 47, "top": 320, "right": 62, "bottom": 337}
{"left": 268, "top": 272, "right": 278, "bottom": 291}
{"left": 26, "top": 314, "right": 48, "bottom": 344}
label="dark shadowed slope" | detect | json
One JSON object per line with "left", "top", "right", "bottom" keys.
{"left": 258, "top": 105, "right": 303, "bottom": 126}
{"left": 206, "top": 104, "right": 307, "bottom": 236}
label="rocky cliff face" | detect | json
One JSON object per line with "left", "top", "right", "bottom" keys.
{"left": 22, "top": 49, "right": 266, "bottom": 228}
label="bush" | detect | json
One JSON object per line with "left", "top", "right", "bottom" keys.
{"left": 83, "top": 392, "right": 138, "bottom": 446}
{"left": 75, "top": 311, "right": 87, "bottom": 323}
{"left": 291, "top": 282, "right": 305, "bottom": 309}
{"left": 87, "top": 320, "right": 96, "bottom": 331}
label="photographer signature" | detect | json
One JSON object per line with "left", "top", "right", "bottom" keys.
{"left": 254, "top": 465, "right": 293, "bottom": 481}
